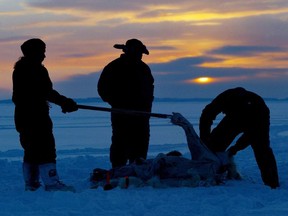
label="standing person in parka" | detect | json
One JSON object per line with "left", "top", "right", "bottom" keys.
{"left": 12, "top": 38, "right": 78, "bottom": 191}
{"left": 98, "top": 39, "right": 154, "bottom": 168}
{"left": 199, "top": 87, "right": 279, "bottom": 189}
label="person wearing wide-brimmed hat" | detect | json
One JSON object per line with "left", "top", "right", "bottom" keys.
{"left": 98, "top": 39, "right": 154, "bottom": 168}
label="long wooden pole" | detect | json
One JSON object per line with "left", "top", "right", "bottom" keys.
{"left": 77, "top": 104, "right": 173, "bottom": 119}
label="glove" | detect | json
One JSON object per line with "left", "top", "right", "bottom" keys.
{"left": 61, "top": 98, "right": 78, "bottom": 113}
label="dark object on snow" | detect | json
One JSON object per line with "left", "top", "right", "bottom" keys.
{"left": 90, "top": 113, "right": 232, "bottom": 190}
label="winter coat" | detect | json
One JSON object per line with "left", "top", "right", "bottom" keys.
{"left": 199, "top": 87, "right": 279, "bottom": 188}
{"left": 199, "top": 87, "right": 269, "bottom": 152}
{"left": 12, "top": 58, "right": 67, "bottom": 132}
{"left": 97, "top": 54, "right": 154, "bottom": 112}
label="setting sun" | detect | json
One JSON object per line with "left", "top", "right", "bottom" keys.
{"left": 191, "top": 77, "right": 214, "bottom": 84}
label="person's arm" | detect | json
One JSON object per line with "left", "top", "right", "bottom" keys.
{"left": 227, "top": 133, "right": 250, "bottom": 156}
{"left": 199, "top": 100, "right": 222, "bottom": 144}
{"left": 48, "top": 89, "right": 78, "bottom": 113}
{"left": 45, "top": 69, "right": 77, "bottom": 113}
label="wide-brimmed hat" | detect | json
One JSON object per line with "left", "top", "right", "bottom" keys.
{"left": 113, "top": 38, "right": 149, "bottom": 55}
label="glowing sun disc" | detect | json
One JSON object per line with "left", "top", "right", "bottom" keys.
{"left": 195, "top": 77, "right": 213, "bottom": 84}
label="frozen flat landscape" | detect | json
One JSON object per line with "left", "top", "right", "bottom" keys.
{"left": 0, "top": 98, "right": 288, "bottom": 216}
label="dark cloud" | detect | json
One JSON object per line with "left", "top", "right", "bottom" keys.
{"left": 2, "top": 1, "right": 288, "bottom": 100}
{"left": 53, "top": 72, "right": 100, "bottom": 98}
{"left": 0, "top": 36, "right": 32, "bottom": 43}
{"left": 149, "top": 46, "right": 177, "bottom": 51}
{"left": 19, "top": 1, "right": 288, "bottom": 54}
{"left": 25, "top": 0, "right": 146, "bottom": 12}
{"left": 52, "top": 56, "right": 288, "bottom": 99}
{"left": 150, "top": 56, "right": 288, "bottom": 86}
{"left": 63, "top": 53, "right": 95, "bottom": 58}
{"left": 151, "top": 57, "right": 288, "bottom": 98}
{"left": 199, "top": 15, "right": 288, "bottom": 46}
{"left": 150, "top": 56, "right": 221, "bottom": 74}
{"left": 209, "top": 45, "right": 285, "bottom": 56}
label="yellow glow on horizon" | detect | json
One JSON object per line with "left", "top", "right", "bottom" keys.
{"left": 1, "top": 1, "right": 288, "bottom": 98}
{"left": 201, "top": 54, "right": 288, "bottom": 69}
{"left": 131, "top": 8, "right": 288, "bottom": 23}
{"left": 11, "top": 4, "right": 288, "bottom": 28}
{"left": 186, "top": 75, "right": 250, "bottom": 85}
{"left": 191, "top": 77, "right": 214, "bottom": 84}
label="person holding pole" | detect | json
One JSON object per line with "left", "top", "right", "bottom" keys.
{"left": 12, "top": 38, "right": 78, "bottom": 191}
{"left": 98, "top": 39, "right": 154, "bottom": 168}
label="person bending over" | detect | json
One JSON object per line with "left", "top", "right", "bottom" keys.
{"left": 199, "top": 87, "right": 279, "bottom": 189}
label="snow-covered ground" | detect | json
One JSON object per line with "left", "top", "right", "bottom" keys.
{"left": 0, "top": 99, "right": 288, "bottom": 216}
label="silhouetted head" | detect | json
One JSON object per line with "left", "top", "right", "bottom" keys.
{"left": 21, "top": 38, "right": 46, "bottom": 63}
{"left": 114, "top": 38, "right": 149, "bottom": 60}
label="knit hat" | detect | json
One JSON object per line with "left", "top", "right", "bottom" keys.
{"left": 21, "top": 38, "right": 46, "bottom": 56}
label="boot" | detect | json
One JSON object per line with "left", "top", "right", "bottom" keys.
{"left": 23, "top": 162, "right": 41, "bottom": 191}
{"left": 39, "top": 163, "right": 75, "bottom": 192}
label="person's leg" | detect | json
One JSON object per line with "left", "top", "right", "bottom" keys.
{"left": 252, "top": 145, "right": 279, "bottom": 188}
{"left": 20, "top": 115, "right": 57, "bottom": 164}
{"left": 36, "top": 131, "right": 75, "bottom": 192}
{"left": 110, "top": 114, "right": 129, "bottom": 168}
{"left": 20, "top": 134, "right": 70, "bottom": 191}
{"left": 22, "top": 162, "right": 41, "bottom": 191}
{"left": 19, "top": 127, "right": 56, "bottom": 191}
{"left": 250, "top": 125, "right": 279, "bottom": 188}
{"left": 208, "top": 116, "right": 243, "bottom": 152}
{"left": 127, "top": 116, "right": 150, "bottom": 164}
{"left": 38, "top": 162, "right": 75, "bottom": 192}
{"left": 34, "top": 116, "right": 74, "bottom": 191}
{"left": 110, "top": 143, "right": 128, "bottom": 168}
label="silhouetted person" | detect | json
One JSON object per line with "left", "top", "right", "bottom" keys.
{"left": 12, "top": 38, "right": 78, "bottom": 191}
{"left": 98, "top": 39, "right": 154, "bottom": 168}
{"left": 199, "top": 87, "right": 279, "bottom": 188}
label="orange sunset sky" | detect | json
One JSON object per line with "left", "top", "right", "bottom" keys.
{"left": 1, "top": 0, "right": 288, "bottom": 99}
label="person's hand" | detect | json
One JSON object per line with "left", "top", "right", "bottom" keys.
{"left": 61, "top": 98, "right": 78, "bottom": 113}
